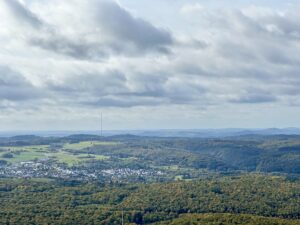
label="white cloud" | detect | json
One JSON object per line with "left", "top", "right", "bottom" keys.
{"left": 1, "top": 0, "right": 173, "bottom": 60}
{"left": 1, "top": 0, "right": 300, "bottom": 129}
{"left": 180, "top": 3, "right": 204, "bottom": 14}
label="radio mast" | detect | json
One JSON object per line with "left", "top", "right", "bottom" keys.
{"left": 100, "top": 112, "right": 103, "bottom": 137}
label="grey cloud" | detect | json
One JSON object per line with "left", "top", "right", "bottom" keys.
{"left": 176, "top": 64, "right": 213, "bottom": 77}
{"left": 0, "top": 66, "right": 43, "bottom": 101}
{"left": 247, "top": 8, "right": 300, "bottom": 38}
{"left": 231, "top": 94, "right": 277, "bottom": 104}
{"left": 216, "top": 41, "right": 258, "bottom": 63}
{"left": 230, "top": 89, "right": 277, "bottom": 104}
{"left": 4, "top": 0, "right": 173, "bottom": 59}
{"left": 29, "top": 36, "right": 108, "bottom": 60}
{"left": 188, "top": 39, "right": 209, "bottom": 49}
{"left": 199, "top": 9, "right": 300, "bottom": 66}
{"left": 46, "top": 72, "right": 162, "bottom": 108}
{"left": 125, "top": 73, "right": 168, "bottom": 98}
{"left": 261, "top": 45, "right": 299, "bottom": 65}
{"left": 42, "top": 68, "right": 208, "bottom": 108}
{"left": 164, "top": 78, "right": 207, "bottom": 104}
{"left": 82, "top": 96, "right": 165, "bottom": 108}
{"left": 47, "top": 70, "right": 128, "bottom": 96}
{"left": 95, "top": 0, "right": 173, "bottom": 53}
{"left": 3, "top": 0, "right": 42, "bottom": 28}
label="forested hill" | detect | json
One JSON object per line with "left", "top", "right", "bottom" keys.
{"left": 0, "top": 175, "right": 299, "bottom": 224}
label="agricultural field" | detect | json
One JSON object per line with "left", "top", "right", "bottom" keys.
{"left": 63, "top": 141, "right": 119, "bottom": 151}
{"left": 0, "top": 142, "right": 110, "bottom": 166}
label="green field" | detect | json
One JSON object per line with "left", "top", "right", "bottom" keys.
{"left": 63, "top": 141, "right": 119, "bottom": 150}
{"left": 158, "top": 165, "right": 180, "bottom": 171}
{"left": 2, "top": 151, "right": 46, "bottom": 163}
{"left": 0, "top": 142, "right": 112, "bottom": 166}
{"left": 48, "top": 152, "right": 109, "bottom": 165}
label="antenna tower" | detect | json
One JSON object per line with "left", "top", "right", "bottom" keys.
{"left": 100, "top": 112, "right": 103, "bottom": 137}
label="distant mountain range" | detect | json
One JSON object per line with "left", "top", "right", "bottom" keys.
{"left": 1, "top": 128, "right": 300, "bottom": 138}
{"left": 133, "top": 128, "right": 300, "bottom": 138}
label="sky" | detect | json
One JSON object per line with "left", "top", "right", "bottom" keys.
{"left": 1, "top": 0, "right": 300, "bottom": 131}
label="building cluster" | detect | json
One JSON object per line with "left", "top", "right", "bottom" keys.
{"left": 0, "top": 161, "right": 164, "bottom": 182}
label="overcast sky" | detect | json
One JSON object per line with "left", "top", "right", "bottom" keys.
{"left": 1, "top": 0, "right": 300, "bottom": 131}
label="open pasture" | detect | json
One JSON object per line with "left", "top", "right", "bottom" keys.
{"left": 63, "top": 141, "right": 119, "bottom": 150}
{"left": 0, "top": 142, "right": 111, "bottom": 166}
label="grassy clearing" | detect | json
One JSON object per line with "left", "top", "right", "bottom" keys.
{"left": 63, "top": 141, "right": 119, "bottom": 150}
{"left": 0, "top": 141, "right": 114, "bottom": 166}
{"left": 158, "top": 165, "right": 180, "bottom": 171}
{"left": 0, "top": 145, "right": 50, "bottom": 163}
{"left": 2, "top": 151, "right": 46, "bottom": 163}
{"left": 0, "top": 144, "right": 109, "bottom": 166}
{"left": 174, "top": 175, "right": 184, "bottom": 181}
{"left": 1, "top": 150, "right": 109, "bottom": 166}
{"left": 48, "top": 152, "right": 109, "bottom": 166}
{"left": 121, "top": 157, "right": 138, "bottom": 162}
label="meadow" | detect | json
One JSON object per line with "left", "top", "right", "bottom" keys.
{"left": 0, "top": 141, "right": 114, "bottom": 166}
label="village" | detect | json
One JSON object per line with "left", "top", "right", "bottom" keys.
{"left": 0, "top": 159, "right": 164, "bottom": 182}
